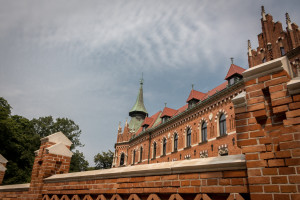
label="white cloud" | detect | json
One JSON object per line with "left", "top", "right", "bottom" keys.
{"left": 0, "top": 0, "right": 299, "bottom": 164}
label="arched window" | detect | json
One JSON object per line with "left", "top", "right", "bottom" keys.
{"left": 186, "top": 128, "right": 191, "bottom": 147}
{"left": 201, "top": 122, "right": 207, "bottom": 142}
{"left": 162, "top": 138, "right": 167, "bottom": 156}
{"left": 174, "top": 133, "right": 178, "bottom": 152}
{"left": 133, "top": 150, "right": 136, "bottom": 165}
{"left": 120, "top": 153, "right": 125, "bottom": 166}
{"left": 153, "top": 142, "right": 157, "bottom": 159}
{"left": 219, "top": 113, "right": 226, "bottom": 136}
{"left": 140, "top": 146, "right": 143, "bottom": 162}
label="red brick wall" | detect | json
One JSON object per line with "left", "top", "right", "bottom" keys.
{"left": 0, "top": 171, "right": 5, "bottom": 185}
{"left": 236, "top": 69, "right": 300, "bottom": 200}
{"left": 40, "top": 170, "right": 248, "bottom": 200}
{"left": 28, "top": 140, "right": 72, "bottom": 200}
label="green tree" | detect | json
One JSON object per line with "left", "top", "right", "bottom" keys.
{"left": 31, "top": 116, "right": 83, "bottom": 150}
{"left": 0, "top": 97, "right": 89, "bottom": 184}
{"left": 31, "top": 116, "right": 88, "bottom": 173}
{"left": 69, "top": 150, "right": 89, "bottom": 172}
{"left": 0, "top": 98, "right": 40, "bottom": 184}
{"left": 94, "top": 150, "right": 114, "bottom": 169}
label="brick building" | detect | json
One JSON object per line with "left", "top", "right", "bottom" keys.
{"left": 112, "top": 6, "right": 300, "bottom": 169}
{"left": 0, "top": 6, "right": 299, "bottom": 200}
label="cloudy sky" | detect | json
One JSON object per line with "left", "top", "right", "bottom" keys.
{"left": 1, "top": 0, "right": 299, "bottom": 165}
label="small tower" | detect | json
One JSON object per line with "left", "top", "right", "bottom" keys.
{"left": 128, "top": 77, "right": 148, "bottom": 132}
{"left": 261, "top": 5, "right": 266, "bottom": 21}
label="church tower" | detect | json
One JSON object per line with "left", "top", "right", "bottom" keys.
{"left": 128, "top": 77, "right": 148, "bottom": 133}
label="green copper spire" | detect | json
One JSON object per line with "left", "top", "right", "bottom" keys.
{"left": 129, "top": 76, "right": 148, "bottom": 117}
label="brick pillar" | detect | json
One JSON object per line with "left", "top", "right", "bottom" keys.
{"left": 29, "top": 132, "right": 73, "bottom": 200}
{"left": 0, "top": 154, "right": 8, "bottom": 185}
{"left": 233, "top": 56, "right": 300, "bottom": 200}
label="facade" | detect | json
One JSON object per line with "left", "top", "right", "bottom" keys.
{"left": 113, "top": 6, "right": 300, "bottom": 168}
{"left": 113, "top": 62, "right": 245, "bottom": 168}
{"left": 0, "top": 7, "right": 299, "bottom": 200}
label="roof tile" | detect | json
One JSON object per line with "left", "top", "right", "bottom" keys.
{"left": 225, "top": 64, "right": 246, "bottom": 80}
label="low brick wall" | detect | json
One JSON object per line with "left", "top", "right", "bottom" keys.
{"left": 0, "top": 155, "right": 249, "bottom": 200}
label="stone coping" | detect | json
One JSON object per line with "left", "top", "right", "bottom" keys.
{"left": 41, "top": 131, "right": 72, "bottom": 147}
{"left": 0, "top": 163, "right": 6, "bottom": 172}
{"left": 242, "top": 56, "right": 292, "bottom": 82}
{"left": 46, "top": 143, "right": 73, "bottom": 157}
{"left": 45, "top": 154, "right": 246, "bottom": 183}
{"left": 0, "top": 183, "right": 30, "bottom": 192}
{"left": 287, "top": 77, "right": 300, "bottom": 95}
{"left": 232, "top": 91, "right": 246, "bottom": 108}
{"left": 0, "top": 154, "right": 8, "bottom": 164}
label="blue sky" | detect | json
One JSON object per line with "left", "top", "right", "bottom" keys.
{"left": 1, "top": 0, "right": 299, "bottom": 165}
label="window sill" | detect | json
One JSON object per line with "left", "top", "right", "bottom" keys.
{"left": 184, "top": 146, "right": 191, "bottom": 150}
{"left": 151, "top": 158, "right": 156, "bottom": 161}
{"left": 160, "top": 154, "right": 166, "bottom": 158}
{"left": 198, "top": 141, "right": 208, "bottom": 145}
{"left": 171, "top": 150, "right": 178, "bottom": 154}
{"left": 217, "top": 134, "right": 227, "bottom": 139}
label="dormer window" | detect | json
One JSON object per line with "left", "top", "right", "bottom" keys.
{"left": 225, "top": 63, "right": 245, "bottom": 87}
{"left": 142, "top": 124, "right": 149, "bottom": 131}
{"left": 162, "top": 116, "right": 170, "bottom": 123}
{"left": 188, "top": 99, "right": 199, "bottom": 109}
{"left": 229, "top": 77, "right": 235, "bottom": 85}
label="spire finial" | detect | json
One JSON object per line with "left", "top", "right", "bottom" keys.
{"left": 164, "top": 102, "right": 167, "bottom": 107}
{"left": 286, "top": 12, "right": 292, "bottom": 30}
{"left": 140, "top": 72, "right": 144, "bottom": 85}
{"left": 192, "top": 84, "right": 194, "bottom": 90}
{"left": 230, "top": 57, "right": 234, "bottom": 64}
{"left": 248, "top": 40, "right": 252, "bottom": 56}
{"left": 261, "top": 6, "right": 266, "bottom": 21}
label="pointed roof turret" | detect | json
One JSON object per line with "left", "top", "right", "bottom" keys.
{"left": 129, "top": 77, "right": 148, "bottom": 117}
{"left": 261, "top": 6, "right": 266, "bottom": 21}
{"left": 248, "top": 40, "right": 252, "bottom": 56}
{"left": 286, "top": 12, "right": 292, "bottom": 30}
{"left": 225, "top": 63, "right": 246, "bottom": 80}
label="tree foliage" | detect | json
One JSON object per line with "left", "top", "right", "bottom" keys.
{"left": 31, "top": 116, "right": 83, "bottom": 150}
{"left": 69, "top": 150, "right": 89, "bottom": 172}
{"left": 0, "top": 97, "right": 89, "bottom": 184}
{"left": 0, "top": 98, "right": 40, "bottom": 184}
{"left": 94, "top": 150, "right": 114, "bottom": 169}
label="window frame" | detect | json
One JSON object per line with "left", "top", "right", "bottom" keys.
{"left": 132, "top": 149, "right": 136, "bottom": 165}
{"left": 280, "top": 47, "right": 285, "bottom": 56}
{"left": 174, "top": 133, "right": 178, "bottom": 152}
{"left": 162, "top": 138, "right": 167, "bottom": 156}
{"left": 219, "top": 113, "right": 227, "bottom": 136}
{"left": 186, "top": 128, "right": 191, "bottom": 147}
{"left": 140, "top": 146, "right": 143, "bottom": 162}
{"left": 153, "top": 142, "right": 157, "bottom": 159}
{"left": 120, "top": 153, "right": 125, "bottom": 166}
{"left": 201, "top": 122, "right": 207, "bottom": 142}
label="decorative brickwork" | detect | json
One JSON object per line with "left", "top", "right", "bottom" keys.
{"left": 233, "top": 56, "right": 300, "bottom": 200}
